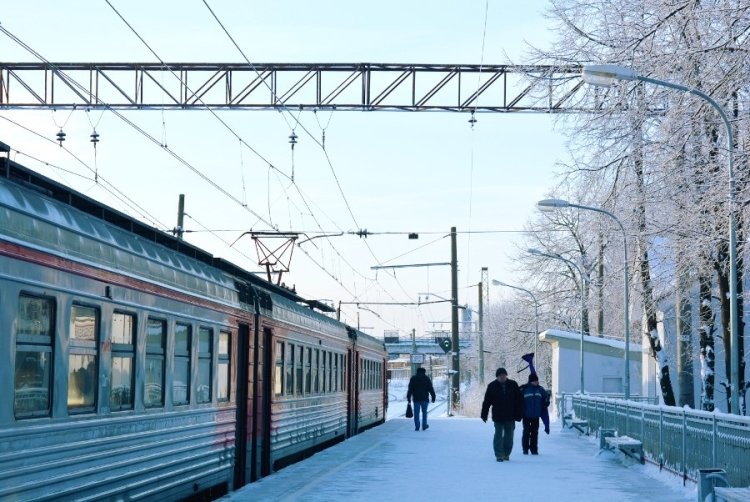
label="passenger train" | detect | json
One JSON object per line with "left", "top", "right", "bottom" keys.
{"left": 0, "top": 140, "right": 388, "bottom": 501}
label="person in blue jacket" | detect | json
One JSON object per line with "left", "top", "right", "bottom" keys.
{"left": 519, "top": 373, "right": 550, "bottom": 455}
{"left": 407, "top": 367, "right": 436, "bottom": 431}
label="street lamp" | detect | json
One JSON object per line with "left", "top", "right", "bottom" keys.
{"left": 528, "top": 248, "right": 587, "bottom": 394}
{"left": 538, "top": 198, "right": 631, "bottom": 400}
{"left": 491, "top": 279, "right": 540, "bottom": 357}
{"left": 581, "top": 64, "right": 739, "bottom": 413}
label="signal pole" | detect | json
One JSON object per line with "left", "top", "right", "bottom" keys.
{"left": 451, "top": 227, "right": 460, "bottom": 409}
{"left": 479, "top": 266, "right": 488, "bottom": 384}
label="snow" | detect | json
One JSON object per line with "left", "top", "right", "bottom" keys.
{"left": 224, "top": 399, "right": 695, "bottom": 501}
{"left": 539, "top": 329, "right": 642, "bottom": 354}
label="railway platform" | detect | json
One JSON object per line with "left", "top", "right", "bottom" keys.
{"left": 222, "top": 415, "right": 693, "bottom": 501}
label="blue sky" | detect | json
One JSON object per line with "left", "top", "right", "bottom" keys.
{"left": 1, "top": 1, "right": 568, "bottom": 336}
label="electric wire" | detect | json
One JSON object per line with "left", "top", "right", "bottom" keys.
{"left": 198, "top": 0, "right": 427, "bottom": 331}
{"left": 0, "top": 114, "right": 170, "bottom": 229}
{"left": 0, "top": 25, "right": 364, "bottom": 302}
{"left": 103, "top": 1, "right": 397, "bottom": 304}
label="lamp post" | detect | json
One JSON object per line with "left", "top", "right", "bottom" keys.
{"left": 537, "top": 198, "right": 631, "bottom": 400}
{"left": 491, "top": 279, "right": 540, "bottom": 357}
{"left": 581, "top": 64, "right": 739, "bottom": 413}
{"left": 528, "top": 248, "right": 587, "bottom": 394}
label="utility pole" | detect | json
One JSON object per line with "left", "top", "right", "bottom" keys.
{"left": 176, "top": 194, "right": 185, "bottom": 240}
{"left": 451, "top": 226, "right": 460, "bottom": 409}
{"left": 411, "top": 328, "right": 418, "bottom": 376}
{"left": 479, "top": 267, "right": 487, "bottom": 384}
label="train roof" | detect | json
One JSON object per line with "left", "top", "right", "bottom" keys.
{"left": 0, "top": 146, "right": 333, "bottom": 313}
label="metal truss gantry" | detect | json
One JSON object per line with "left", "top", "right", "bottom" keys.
{"left": 0, "top": 62, "right": 589, "bottom": 112}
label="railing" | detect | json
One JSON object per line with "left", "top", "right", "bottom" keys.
{"left": 560, "top": 394, "right": 750, "bottom": 487}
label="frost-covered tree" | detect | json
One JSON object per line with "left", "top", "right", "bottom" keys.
{"left": 519, "top": 0, "right": 750, "bottom": 412}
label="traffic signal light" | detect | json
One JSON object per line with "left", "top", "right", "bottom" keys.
{"left": 439, "top": 338, "right": 452, "bottom": 354}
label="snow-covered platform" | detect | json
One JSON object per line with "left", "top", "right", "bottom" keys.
{"left": 222, "top": 417, "right": 694, "bottom": 501}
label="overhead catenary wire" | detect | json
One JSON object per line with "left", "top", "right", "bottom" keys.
{"left": 103, "top": 1, "right": 406, "bottom": 307}
{"left": 199, "top": 0, "right": 423, "bottom": 318}
{"left": 465, "top": 0, "right": 490, "bottom": 288}
{"left": 3, "top": 23, "right": 402, "bottom": 322}
{"left": 0, "top": 114, "right": 170, "bottom": 230}
{"left": 0, "top": 25, "right": 367, "bottom": 303}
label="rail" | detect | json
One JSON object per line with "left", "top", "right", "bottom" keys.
{"left": 559, "top": 393, "right": 750, "bottom": 487}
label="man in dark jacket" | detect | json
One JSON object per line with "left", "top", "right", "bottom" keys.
{"left": 480, "top": 367, "right": 522, "bottom": 461}
{"left": 519, "top": 373, "right": 549, "bottom": 455}
{"left": 407, "top": 367, "right": 436, "bottom": 431}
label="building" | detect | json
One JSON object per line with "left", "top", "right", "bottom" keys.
{"left": 538, "top": 329, "right": 644, "bottom": 414}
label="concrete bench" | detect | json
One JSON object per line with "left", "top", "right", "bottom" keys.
{"left": 714, "top": 487, "right": 750, "bottom": 502}
{"left": 602, "top": 434, "right": 644, "bottom": 463}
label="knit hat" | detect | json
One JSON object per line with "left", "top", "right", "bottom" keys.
{"left": 528, "top": 373, "right": 539, "bottom": 383}
{"left": 496, "top": 367, "right": 508, "bottom": 377}
{"left": 417, "top": 367, "right": 426, "bottom": 374}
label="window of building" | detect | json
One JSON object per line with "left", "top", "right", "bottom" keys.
{"left": 111, "top": 312, "right": 136, "bottom": 411}
{"left": 68, "top": 305, "right": 98, "bottom": 412}
{"left": 173, "top": 323, "right": 191, "bottom": 406}
{"left": 14, "top": 294, "right": 55, "bottom": 419}
{"left": 197, "top": 327, "right": 213, "bottom": 404}
{"left": 286, "top": 343, "right": 295, "bottom": 395}
{"left": 218, "top": 331, "right": 231, "bottom": 402}
{"left": 145, "top": 318, "right": 166, "bottom": 408}
{"left": 275, "top": 341, "right": 284, "bottom": 396}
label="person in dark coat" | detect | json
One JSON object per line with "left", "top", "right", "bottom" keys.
{"left": 519, "top": 373, "right": 550, "bottom": 455}
{"left": 480, "top": 367, "right": 522, "bottom": 461}
{"left": 407, "top": 367, "right": 436, "bottom": 431}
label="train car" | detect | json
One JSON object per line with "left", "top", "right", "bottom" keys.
{"left": 351, "top": 329, "right": 388, "bottom": 434}
{"left": 0, "top": 141, "right": 386, "bottom": 501}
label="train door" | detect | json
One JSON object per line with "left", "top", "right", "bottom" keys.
{"left": 257, "top": 326, "right": 273, "bottom": 477}
{"left": 346, "top": 349, "right": 353, "bottom": 437}
{"left": 353, "top": 351, "right": 360, "bottom": 434}
{"left": 233, "top": 323, "right": 251, "bottom": 488}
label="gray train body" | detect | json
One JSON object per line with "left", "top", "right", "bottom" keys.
{"left": 0, "top": 146, "right": 387, "bottom": 501}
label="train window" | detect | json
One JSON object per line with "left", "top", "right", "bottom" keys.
{"left": 332, "top": 354, "right": 338, "bottom": 392}
{"left": 145, "top": 318, "right": 166, "bottom": 408}
{"left": 312, "top": 349, "right": 319, "bottom": 393}
{"left": 15, "top": 294, "right": 55, "bottom": 419}
{"left": 341, "top": 354, "right": 346, "bottom": 392}
{"left": 68, "top": 305, "right": 99, "bottom": 413}
{"left": 111, "top": 312, "right": 136, "bottom": 411}
{"left": 197, "top": 327, "right": 213, "bottom": 404}
{"left": 363, "top": 359, "right": 368, "bottom": 390}
{"left": 305, "top": 347, "right": 312, "bottom": 394}
{"left": 218, "top": 331, "right": 230, "bottom": 402}
{"left": 274, "top": 341, "right": 284, "bottom": 396}
{"left": 173, "top": 323, "right": 191, "bottom": 406}
{"left": 286, "top": 344, "right": 294, "bottom": 395}
{"left": 328, "top": 352, "right": 334, "bottom": 392}
{"left": 321, "top": 351, "right": 327, "bottom": 393}
{"left": 296, "top": 346, "right": 303, "bottom": 396}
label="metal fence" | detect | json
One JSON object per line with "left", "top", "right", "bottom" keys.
{"left": 560, "top": 394, "right": 750, "bottom": 487}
